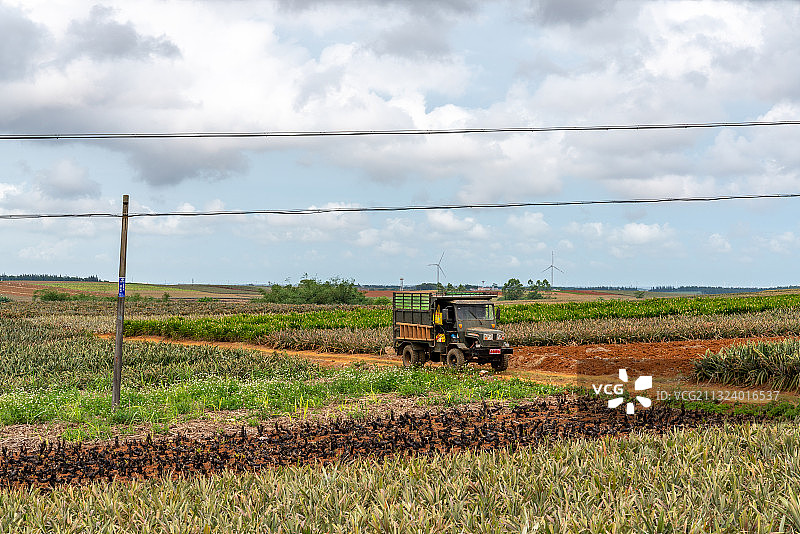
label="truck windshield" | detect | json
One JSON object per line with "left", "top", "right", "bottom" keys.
{"left": 455, "top": 304, "right": 495, "bottom": 322}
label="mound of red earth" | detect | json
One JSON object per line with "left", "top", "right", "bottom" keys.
{"left": 512, "top": 337, "right": 795, "bottom": 377}
{"left": 0, "top": 396, "right": 771, "bottom": 488}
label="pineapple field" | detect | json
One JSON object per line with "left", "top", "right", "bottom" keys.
{"left": 1, "top": 293, "right": 800, "bottom": 531}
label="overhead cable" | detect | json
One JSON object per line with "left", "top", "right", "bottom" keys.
{"left": 1, "top": 120, "right": 799, "bottom": 140}
{"left": 1, "top": 193, "right": 798, "bottom": 220}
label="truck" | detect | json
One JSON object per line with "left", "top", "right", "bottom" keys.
{"left": 392, "top": 291, "right": 512, "bottom": 371}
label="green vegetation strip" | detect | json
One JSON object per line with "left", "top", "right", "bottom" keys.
{"left": 1, "top": 423, "right": 799, "bottom": 532}
{"left": 40, "top": 282, "right": 197, "bottom": 294}
{"left": 693, "top": 338, "right": 800, "bottom": 391}
{"left": 123, "top": 294, "right": 800, "bottom": 343}
{"left": 0, "top": 319, "right": 559, "bottom": 438}
{"left": 498, "top": 293, "right": 800, "bottom": 322}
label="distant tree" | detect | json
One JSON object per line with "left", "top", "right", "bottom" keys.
{"left": 525, "top": 279, "right": 551, "bottom": 299}
{"left": 415, "top": 283, "right": 439, "bottom": 290}
{"left": 0, "top": 274, "right": 101, "bottom": 282}
{"left": 502, "top": 278, "right": 525, "bottom": 300}
{"left": 256, "top": 276, "right": 368, "bottom": 305}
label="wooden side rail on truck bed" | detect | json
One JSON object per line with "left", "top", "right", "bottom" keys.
{"left": 396, "top": 322, "right": 432, "bottom": 341}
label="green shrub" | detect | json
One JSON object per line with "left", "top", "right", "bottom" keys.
{"left": 33, "top": 289, "right": 73, "bottom": 301}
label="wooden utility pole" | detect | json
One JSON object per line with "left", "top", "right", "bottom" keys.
{"left": 113, "top": 195, "right": 129, "bottom": 408}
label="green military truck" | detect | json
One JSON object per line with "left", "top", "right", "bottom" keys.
{"left": 393, "top": 291, "right": 512, "bottom": 371}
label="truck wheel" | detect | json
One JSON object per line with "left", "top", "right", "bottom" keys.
{"left": 491, "top": 353, "right": 509, "bottom": 372}
{"left": 402, "top": 345, "right": 417, "bottom": 368}
{"left": 446, "top": 348, "right": 465, "bottom": 369}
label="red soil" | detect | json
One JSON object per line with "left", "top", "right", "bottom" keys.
{"left": 511, "top": 336, "right": 797, "bottom": 377}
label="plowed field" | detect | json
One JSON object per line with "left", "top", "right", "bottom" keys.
{"left": 511, "top": 336, "right": 799, "bottom": 377}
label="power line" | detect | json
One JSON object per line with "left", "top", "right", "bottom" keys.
{"left": 1, "top": 193, "right": 798, "bottom": 220}
{"left": 1, "top": 120, "right": 799, "bottom": 141}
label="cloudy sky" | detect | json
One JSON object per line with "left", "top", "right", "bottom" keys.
{"left": 1, "top": 0, "right": 799, "bottom": 287}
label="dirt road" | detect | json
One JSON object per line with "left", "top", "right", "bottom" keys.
{"left": 113, "top": 334, "right": 797, "bottom": 379}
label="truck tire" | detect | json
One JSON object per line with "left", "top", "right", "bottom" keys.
{"left": 402, "top": 345, "right": 417, "bottom": 368}
{"left": 446, "top": 348, "right": 465, "bottom": 369}
{"left": 491, "top": 353, "right": 509, "bottom": 372}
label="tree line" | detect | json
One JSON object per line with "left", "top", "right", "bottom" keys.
{"left": 0, "top": 274, "right": 102, "bottom": 282}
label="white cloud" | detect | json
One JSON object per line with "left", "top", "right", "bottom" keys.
{"left": 566, "top": 220, "right": 679, "bottom": 259}
{"left": 35, "top": 159, "right": 101, "bottom": 199}
{"left": 708, "top": 233, "right": 731, "bottom": 253}
{"left": 0, "top": 183, "right": 22, "bottom": 202}
{"left": 764, "top": 231, "right": 799, "bottom": 254}
{"left": 566, "top": 221, "right": 604, "bottom": 239}
{"left": 426, "top": 210, "right": 488, "bottom": 239}
{"left": 507, "top": 211, "right": 549, "bottom": 237}
{"left": 604, "top": 175, "right": 718, "bottom": 199}
{"left": 18, "top": 239, "right": 74, "bottom": 261}
{"left": 247, "top": 203, "right": 368, "bottom": 243}
{"left": 612, "top": 222, "right": 674, "bottom": 246}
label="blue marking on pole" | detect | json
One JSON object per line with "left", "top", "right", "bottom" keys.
{"left": 119, "top": 277, "right": 126, "bottom": 297}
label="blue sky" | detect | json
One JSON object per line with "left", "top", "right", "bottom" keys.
{"left": 1, "top": 0, "right": 799, "bottom": 287}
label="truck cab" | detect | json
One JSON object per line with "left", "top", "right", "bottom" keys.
{"left": 393, "top": 292, "right": 512, "bottom": 371}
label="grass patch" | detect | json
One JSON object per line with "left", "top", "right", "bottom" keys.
{"left": 0, "top": 318, "right": 563, "bottom": 432}
{"left": 0, "top": 368, "right": 564, "bottom": 429}
{"left": 659, "top": 397, "right": 800, "bottom": 419}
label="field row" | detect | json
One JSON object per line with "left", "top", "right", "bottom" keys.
{"left": 498, "top": 293, "right": 800, "bottom": 322}
{"left": 0, "top": 396, "right": 778, "bottom": 488}
{"left": 117, "top": 309, "right": 800, "bottom": 355}
{"left": 1, "top": 422, "right": 799, "bottom": 532}
{"left": 124, "top": 308, "right": 389, "bottom": 340}
{"left": 118, "top": 293, "right": 800, "bottom": 342}
{"left": 0, "top": 318, "right": 558, "bottom": 435}
{"left": 694, "top": 338, "right": 800, "bottom": 391}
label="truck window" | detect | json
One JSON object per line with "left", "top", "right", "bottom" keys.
{"left": 456, "top": 304, "right": 494, "bottom": 321}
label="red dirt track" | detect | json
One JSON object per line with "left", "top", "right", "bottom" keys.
{"left": 114, "top": 334, "right": 799, "bottom": 379}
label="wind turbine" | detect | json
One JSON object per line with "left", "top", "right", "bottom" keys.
{"left": 428, "top": 251, "right": 446, "bottom": 289}
{"left": 542, "top": 251, "right": 563, "bottom": 288}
